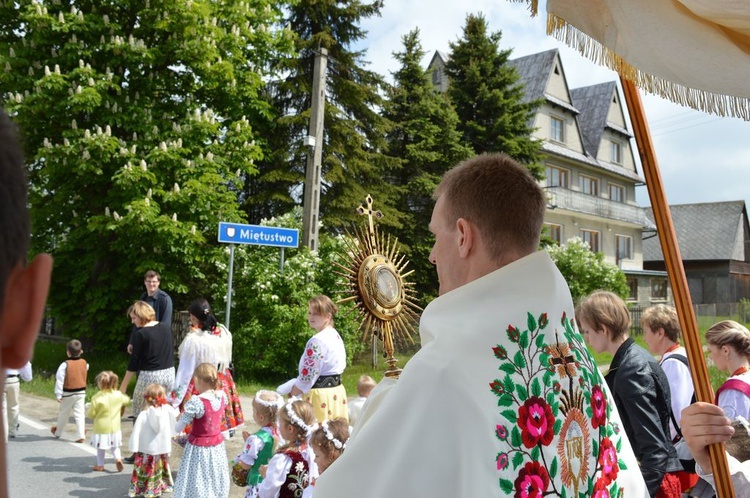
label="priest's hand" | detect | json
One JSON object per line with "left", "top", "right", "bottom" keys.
{"left": 681, "top": 402, "right": 734, "bottom": 473}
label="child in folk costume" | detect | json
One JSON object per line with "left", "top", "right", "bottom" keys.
{"left": 51, "top": 339, "right": 88, "bottom": 442}
{"left": 302, "top": 418, "right": 349, "bottom": 498}
{"left": 258, "top": 399, "right": 317, "bottom": 498}
{"left": 86, "top": 371, "right": 131, "bottom": 472}
{"left": 128, "top": 383, "right": 178, "bottom": 498}
{"left": 173, "top": 363, "right": 230, "bottom": 498}
{"left": 233, "top": 390, "right": 284, "bottom": 497}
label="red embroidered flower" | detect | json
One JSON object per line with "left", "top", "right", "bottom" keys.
{"left": 591, "top": 385, "right": 607, "bottom": 429}
{"left": 496, "top": 452, "right": 509, "bottom": 470}
{"left": 598, "top": 437, "right": 619, "bottom": 485}
{"left": 306, "top": 348, "right": 313, "bottom": 356}
{"left": 495, "top": 424, "right": 508, "bottom": 440}
{"left": 552, "top": 381, "right": 561, "bottom": 393}
{"left": 513, "top": 461, "right": 550, "bottom": 498}
{"left": 517, "top": 396, "right": 555, "bottom": 448}
{"left": 538, "top": 313, "right": 548, "bottom": 329}
{"left": 302, "top": 368, "right": 309, "bottom": 376}
{"left": 592, "top": 477, "right": 611, "bottom": 498}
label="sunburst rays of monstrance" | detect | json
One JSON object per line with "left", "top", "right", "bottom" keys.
{"left": 334, "top": 195, "right": 421, "bottom": 379}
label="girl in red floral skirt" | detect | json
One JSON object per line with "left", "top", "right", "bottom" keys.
{"left": 128, "top": 383, "right": 178, "bottom": 497}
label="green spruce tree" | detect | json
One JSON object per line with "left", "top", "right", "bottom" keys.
{"left": 445, "top": 13, "right": 544, "bottom": 178}
{"left": 0, "top": 0, "right": 293, "bottom": 349}
{"left": 383, "top": 29, "right": 473, "bottom": 300}
{"left": 246, "top": 0, "right": 402, "bottom": 229}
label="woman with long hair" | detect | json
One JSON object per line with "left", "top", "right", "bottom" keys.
{"left": 169, "top": 298, "right": 243, "bottom": 435}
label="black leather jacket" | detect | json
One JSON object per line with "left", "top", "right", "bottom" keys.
{"left": 605, "top": 338, "right": 683, "bottom": 497}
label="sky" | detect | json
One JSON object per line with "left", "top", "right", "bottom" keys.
{"left": 356, "top": 0, "right": 750, "bottom": 210}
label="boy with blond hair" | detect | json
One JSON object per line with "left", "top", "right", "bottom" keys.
{"left": 347, "top": 375, "right": 376, "bottom": 427}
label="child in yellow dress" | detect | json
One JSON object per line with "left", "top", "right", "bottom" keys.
{"left": 86, "top": 371, "right": 131, "bottom": 472}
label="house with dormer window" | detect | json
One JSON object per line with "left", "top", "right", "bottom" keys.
{"left": 428, "top": 49, "right": 665, "bottom": 305}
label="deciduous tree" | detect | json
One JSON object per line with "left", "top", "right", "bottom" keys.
{"left": 0, "top": 0, "right": 293, "bottom": 350}
{"left": 547, "top": 237, "right": 629, "bottom": 303}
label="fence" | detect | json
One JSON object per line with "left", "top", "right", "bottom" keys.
{"left": 629, "top": 302, "right": 750, "bottom": 336}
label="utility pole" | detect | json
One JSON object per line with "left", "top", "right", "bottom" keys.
{"left": 302, "top": 48, "right": 328, "bottom": 251}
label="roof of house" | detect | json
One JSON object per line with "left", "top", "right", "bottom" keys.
{"left": 643, "top": 201, "right": 748, "bottom": 261}
{"left": 570, "top": 82, "right": 618, "bottom": 157}
{"left": 508, "top": 49, "right": 566, "bottom": 105}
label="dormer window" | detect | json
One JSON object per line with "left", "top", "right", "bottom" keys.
{"left": 611, "top": 141, "right": 622, "bottom": 164}
{"left": 432, "top": 69, "right": 442, "bottom": 85}
{"left": 550, "top": 116, "right": 564, "bottom": 143}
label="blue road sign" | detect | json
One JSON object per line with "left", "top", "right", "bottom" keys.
{"left": 218, "top": 222, "right": 299, "bottom": 248}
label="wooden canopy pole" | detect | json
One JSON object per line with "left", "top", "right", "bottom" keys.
{"left": 620, "top": 77, "right": 735, "bottom": 497}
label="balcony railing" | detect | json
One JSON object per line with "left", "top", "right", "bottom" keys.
{"left": 546, "top": 187, "right": 654, "bottom": 228}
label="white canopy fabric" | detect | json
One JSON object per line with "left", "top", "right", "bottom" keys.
{"left": 521, "top": 0, "right": 750, "bottom": 119}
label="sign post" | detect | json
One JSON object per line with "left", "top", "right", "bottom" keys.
{"left": 218, "top": 222, "right": 299, "bottom": 329}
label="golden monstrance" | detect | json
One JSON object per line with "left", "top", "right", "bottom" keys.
{"left": 335, "top": 195, "right": 421, "bottom": 379}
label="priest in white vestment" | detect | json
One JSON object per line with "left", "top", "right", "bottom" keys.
{"left": 315, "top": 154, "right": 649, "bottom": 498}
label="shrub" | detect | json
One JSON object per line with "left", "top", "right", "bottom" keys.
{"left": 226, "top": 210, "right": 364, "bottom": 382}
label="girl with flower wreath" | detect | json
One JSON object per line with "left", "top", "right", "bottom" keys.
{"left": 258, "top": 399, "right": 318, "bottom": 498}
{"left": 128, "top": 383, "right": 179, "bottom": 497}
{"left": 233, "top": 390, "right": 284, "bottom": 497}
{"left": 302, "top": 418, "right": 349, "bottom": 498}
{"left": 169, "top": 297, "right": 244, "bottom": 436}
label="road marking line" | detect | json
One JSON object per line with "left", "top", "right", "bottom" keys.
{"left": 19, "top": 415, "right": 98, "bottom": 456}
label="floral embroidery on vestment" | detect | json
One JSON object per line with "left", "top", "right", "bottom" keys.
{"left": 490, "top": 312, "right": 629, "bottom": 497}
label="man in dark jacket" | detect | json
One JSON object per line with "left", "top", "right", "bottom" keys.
{"left": 127, "top": 270, "right": 172, "bottom": 354}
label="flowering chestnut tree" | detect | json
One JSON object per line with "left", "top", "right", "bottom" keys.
{"left": 0, "top": 0, "right": 293, "bottom": 349}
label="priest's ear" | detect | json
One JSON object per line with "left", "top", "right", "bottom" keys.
{"left": 0, "top": 255, "right": 52, "bottom": 369}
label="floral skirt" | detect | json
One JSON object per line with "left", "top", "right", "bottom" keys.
{"left": 129, "top": 453, "right": 173, "bottom": 498}
{"left": 181, "top": 369, "right": 244, "bottom": 433}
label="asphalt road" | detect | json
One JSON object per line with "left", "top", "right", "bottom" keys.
{"left": 7, "top": 392, "right": 256, "bottom": 497}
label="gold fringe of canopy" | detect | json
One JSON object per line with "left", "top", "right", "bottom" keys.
{"left": 512, "top": 0, "right": 750, "bottom": 121}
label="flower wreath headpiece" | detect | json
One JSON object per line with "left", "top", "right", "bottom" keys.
{"left": 144, "top": 394, "right": 167, "bottom": 407}
{"left": 321, "top": 420, "right": 346, "bottom": 450}
{"left": 285, "top": 400, "right": 312, "bottom": 438}
{"left": 254, "top": 390, "right": 284, "bottom": 409}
